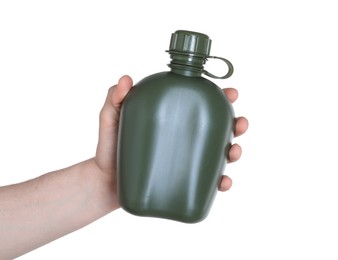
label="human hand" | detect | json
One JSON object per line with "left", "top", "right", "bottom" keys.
{"left": 94, "top": 75, "right": 248, "bottom": 198}
{"left": 94, "top": 75, "right": 133, "bottom": 201}
{"left": 218, "top": 88, "right": 249, "bottom": 192}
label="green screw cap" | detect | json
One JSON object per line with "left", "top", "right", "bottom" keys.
{"left": 168, "top": 30, "right": 212, "bottom": 57}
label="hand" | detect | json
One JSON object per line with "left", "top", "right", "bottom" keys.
{"left": 94, "top": 75, "right": 248, "bottom": 198}
{"left": 94, "top": 75, "right": 133, "bottom": 203}
{"left": 219, "top": 88, "right": 249, "bottom": 191}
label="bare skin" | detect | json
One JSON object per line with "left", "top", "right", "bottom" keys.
{"left": 0, "top": 75, "right": 248, "bottom": 259}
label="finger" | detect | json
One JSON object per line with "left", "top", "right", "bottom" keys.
{"left": 111, "top": 75, "right": 133, "bottom": 108}
{"left": 235, "top": 116, "right": 249, "bottom": 137}
{"left": 218, "top": 175, "right": 233, "bottom": 192}
{"left": 223, "top": 88, "right": 238, "bottom": 103}
{"left": 100, "top": 75, "right": 133, "bottom": 128}
{"left": 228, "top": 143, "right": 242, "bottom": 163}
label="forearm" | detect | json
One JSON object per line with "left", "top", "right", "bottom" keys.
{"left": 0, "top": 158, "right": 119, "bottom": 259}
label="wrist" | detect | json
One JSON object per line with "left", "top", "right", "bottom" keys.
{"left": 86, "top": 158, "right": 120, "bottom": 214}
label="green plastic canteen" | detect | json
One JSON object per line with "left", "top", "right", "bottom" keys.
{"left": 117, "top": 30, "right": 235, "bottom": 223}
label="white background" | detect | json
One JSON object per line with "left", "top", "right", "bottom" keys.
{"left": 1, "top": 0, "right": 337, "bottom": 259}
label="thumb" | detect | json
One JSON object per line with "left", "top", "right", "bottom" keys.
{"left": 111, "top": 75, "right": 133, "bottom": 108}
{"left": 99, "top": 75, "right": 133, "bottom": 129}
